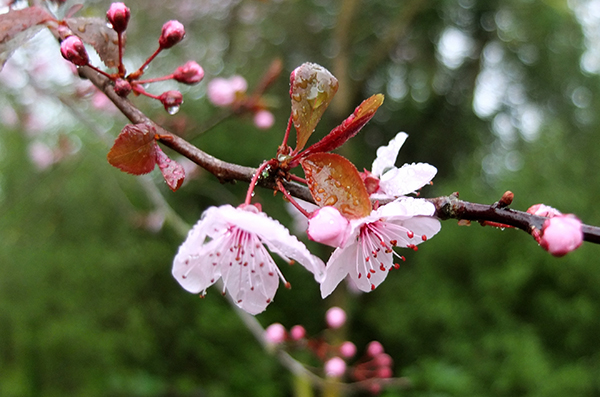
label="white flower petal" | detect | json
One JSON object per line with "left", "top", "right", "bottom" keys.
{"left": 377, "top": 197, "right": 436, "bottom": 218}
{"left": 371, "top": 132, "right": 408, "bottom": 177}
{"left": 379, "top": 162, "right": 437, "bottom": 197}
{"left": 320, "top": 244, "right": 356, "bottom": 298}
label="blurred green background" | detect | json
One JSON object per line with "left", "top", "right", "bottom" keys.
{"left": 1, "top": 0, "right": 600, "bottom": 395}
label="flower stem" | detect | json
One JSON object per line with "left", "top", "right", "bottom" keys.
{"left": 244, "top": 160, "right": 277, "bottom": 205}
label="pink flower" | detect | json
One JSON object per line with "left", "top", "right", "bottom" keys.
{"left": 159, "top": 20, "right": 185, "bottom": 49}
{"left": 325, "top": 306, "right": 347, "bottom": 329}
{"left": 324, "top": 357, "right": 346, "bottom": 378}
{"left": 253, "top": 110, "right": 275, "bottom": 130}
{"left": 106, "top": 2, "right": 130, "bottom": 33}
{"left": 264, "top": 323, "right": 286, "bottom": 344}
{"left": 339, "top": 341, "right": 357, "bottom": 358}
{"left": 320, "top": 197, "right": 441, "bottom": 298}
{"left": 290, "top": 325, "right": 306, "bottom": 341}
{"left": 368, "top": 132, "right": 437, "bottom": 200}
{"left": 172, "top": 204, "right": 325, "bottom": 315}
{"left": 60, "top": 36, "right": 89, "bottom": 66}
{"left": 207, "top": 76, "right": 247, "bottom": 107}
{"left": 527, "top": 203, "right": 562, "bottom": 218}
{"left": 538, "top": 214, "right": 583, "bottom": 257}
{"left": 307, "top": 206, "right": 351, "bottom": 248}
{"left": 174, "top": 61, "right": 204, "bottom": 85}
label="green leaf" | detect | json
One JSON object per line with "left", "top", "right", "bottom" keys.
{"left": 301, "top": 153, "right": 371, "bottom": 219}
{"left": 107, "top": 123, "right": 157, "bottom": 175}
{"left": 290, "top": 63, "right": 339, "bottom": 151}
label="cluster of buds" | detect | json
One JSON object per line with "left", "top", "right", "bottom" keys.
{"left": 263, "top": 306, "right": 394, "bottom": 394}
{"left": 59, "top": 2, "right": 204, "bottom": 114}
{"left": 206, "top": 59, "right": 282, "bottom": 130}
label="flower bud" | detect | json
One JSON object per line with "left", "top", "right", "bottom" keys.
{"left": 113, "top": 78, "right": 132, "bottom": 97}
{"left": 527, "top": 203, "right": 562, "bottom": 218}
{"left": 307, "top": 206, "right": 351, "bottom": 248}
{"left": 290, "top": 325, "right": 306, "bottom": 341}
{"left": 159, "top": 20, "right": 185, "bottom": 49}
{"left": 207, "top": 76, "right": 247, "bottom": 107}
{"left": 539, "top": 214, "right": 583, "bottom": 257}
{"left": 60, "top": 36, "right": 89, "bottom": 66}
{"left": 159, "top": 90, "right": 183, "bottom": 113}
{"left": 106, "top": 2, "right": 130, "bottom": 34}
{"left": 324, "top": 357, "right": 346, "bottom": 378}
{"left": 339, "top": 341, "right": 357, "bottom": 358}
{"left": 325, "top": 306, "right": 347, "bottom": 329}
{"left": 173, "top": 61, "right": 204, "bottom": 85}
{"left": 253, "top": 110, "right": 275, "bottom": 130}
{"left": 264, "top": 323, "right": 286, "bottom": 344}
{"left": 366, "top": 341, "right": 385, "bottom": 357}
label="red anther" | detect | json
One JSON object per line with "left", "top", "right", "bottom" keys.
{"left": 400, "top": 256, "right": 406, "bottom": 261}
{"left": 358, "top": 273, "right": 362, "bottom": 279}
{"left": 407, "top": 231, "right": 414, "bottom": 239}
{"left": 159, "top": 20, "right": 185, "bottom": 49}
{"left": 114, "top": 78, "right": 132, "bottom": 96}
{"left": 390, "top": 239, "right": 397, "bottom": 246}
{"left": 173, "top": 61, "right": 204, "bottom": 85}
{"left": 379, "top": 264, "right": 386, "bottom": 271}
{"left": 106, "top": 2, "right": 130, "bottom": 33}
{"left": 407, "top": 244, "right": 418, "bottom": 251}
{"left": 421, "top": 234, "right": 427, "bottom": 241}
{"left": 393, "top": 263, "right": 400, "bottom": 269}
{"left": 370, "top": 269, "right": 376, "bottom": 273}
{"left": 370, "top": 284, "right": 375, "bottom": 291}
{"left": 285, "top": 282, "right": 292, "bottom": 289}
{"left": 367, "top": 273, "right": 371, "bottom": 279}
{"left": 60, "top": 36, "right": 89, "bottom": 66}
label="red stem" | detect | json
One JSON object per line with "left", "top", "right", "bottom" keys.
{"left": 276, "top": 180, "right": 311, "bottom": 218}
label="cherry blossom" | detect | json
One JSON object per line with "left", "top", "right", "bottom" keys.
{"left": 320, "top": 197, "right": 441, "bottom": 298}
{"left": 538, "top": 214, "right": 583, "bottom": 257}
{"left": 367, "top": 132, "right": 437, "bottom": 200}
{"left": 172, "top": 204, "right": 325, "bottom": 314}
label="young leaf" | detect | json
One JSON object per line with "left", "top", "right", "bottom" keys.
{"left": 0, "top": 6, "right": 54, "bottom": 70}
{"left": 299, "top": 94, "right": 384, "bottom": 158}
{"left": 290, "top": 63, "right": 339, "bottom": 151}
{"left": 155, "top": 147, "right": 185, "bottom": 192}
{"left": 301, "top": 153, "right": 371, "bottom": 220}
{"left": 107, "top": 123, "right": 157, "bottom": 175}
{"left": 65, "top": 17, "right": 121, "bottom": 68}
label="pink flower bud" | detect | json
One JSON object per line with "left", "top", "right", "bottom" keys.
{"left": 113, "top": 78, "right": 132, "bottom": 96}
{"left": 264, "top": 323, "right": 286, "bottom": 344}
{"left": 307, "top": 206, "right": 351, "bottom": 248}
{"left": 325, "top": 306, "right": 347, "bottom": 329}
{"left": 373, "top": 353, "right": 393, "bottom": 367}
{"left": 173, "top": 61, "right": 204, "bottom": 85}
{"left": 339, "top": 341, "right": 357, "bottom": 358}
{"left": 159, "top": 90, "right": 183, "bottom": 113}
{"left": 60, "top": 36, "right": 89, "bottom": 66}
{"left": 527, "top": 203, "right": 562, "bottom": 218}
{"left": 324, "top": 357, "right": 346, "bottom": 378}
{"left": 159, "top": 20, "right": 185, "bottom": 49}
{"left": 106, "top": 2, "right": 130, "bottom": 33}
{"left": 539, "top": 214, "right": 583, "bottom": 257}
{"left": 290, "top": 325, "right": 306, "bottom": 341}
{"left": 366, "top": 341, "right": 384, "bottom": 357}
{"left": 254, "top": 110, "right": 275, "bottom": 130}
{"left": 207, "top": 76, "right": 247, "bottom": 107}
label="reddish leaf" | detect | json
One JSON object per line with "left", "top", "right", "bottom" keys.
{"left": 0, "top": 6, "right": 54, "bottom": 70}
{"left": 155, "top": 147, "right": 185, "bottom": 192}
{"left": 301, "top": 153, "right": 371, "bottom": 220}
{"left": 300, "top": 94, "right": 384, "bottom": 158}
{"left": 107, "top": 123, "right": 157, "bottom": 174}
{"left": 290, "top": 63, "right": 339, "bottom": 151}
{"left": 65, "top": 17, "right": 121, "bottom": 68}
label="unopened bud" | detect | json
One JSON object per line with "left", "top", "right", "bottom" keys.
{"left": 307, "top": 206, "right": 351, "bottom": 248}
{"left": 339, "top": 341, "right": 357, "bottom": 358}
{"left": 173, "top": 61, "right": 204, "bottom": 85}
{"left": 366, "top": 341, "right": 385, "bottom": 357}
{"left": 159, "top": 20, "right": 185, "bottom": 49}
{"left": 113, "top": 78, "right": 132, "bottom": 96}
{"left": 107, "top": 2, "right": 130, "bottom": 33}
{"left": 527, "top": 203, "right": 562, "bottom": 218}
{"left": 290, "top": 325, "right": 306, "bottom": 341}
{"left": 325, "top": 306, "right": 347, "bottom": 329}
{"left": 324, "top": 357, "right": 346, "bottom": 378}
{"left": 159, "top": 90, "right": 183, "bottom": 113}
{"left": 264, "top": 323, "right": 286, "bottom": 344}
{"left": 253, "top": 110, "right": 275, "bottom": 130}
{"left": 60, "top": 36, "right": 89, "bottom": 66}
{"left": 539, "top": 214, "right": 583, "bottom": 257}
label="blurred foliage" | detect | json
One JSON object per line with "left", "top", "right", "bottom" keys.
{"left": 1, "top": 0, "right": 600, "bottom": 396}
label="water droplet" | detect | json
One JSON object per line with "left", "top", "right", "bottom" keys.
{"left": 324, "top": 195, "right": 338, "bottom": 206}
{"left": 167, "top": 105, "right": 180, "bottom": 115}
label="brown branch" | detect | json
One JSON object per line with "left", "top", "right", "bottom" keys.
{"left": 76, "top": 67, "right": 600, "bottom": 247}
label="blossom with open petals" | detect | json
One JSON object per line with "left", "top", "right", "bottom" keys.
{"left": 320, "top": 197, "right": 440, "bottom": 298}
{"left": 366, "top": 132, "right": 437, "bottom": 200}
{"left": 173, "top": 204, "right": 325, "bottom": 314}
